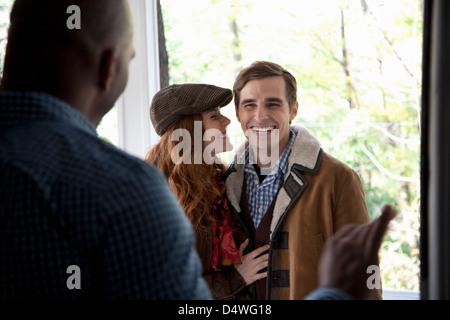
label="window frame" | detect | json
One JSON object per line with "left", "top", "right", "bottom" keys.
{"left": 116, "top": 0, "right": 160, "bottom": 159}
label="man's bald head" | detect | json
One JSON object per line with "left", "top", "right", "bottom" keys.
{"left": 1, "top": 0, "right": 133, "bottom": 92}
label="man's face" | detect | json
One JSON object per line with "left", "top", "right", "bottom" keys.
{"left": 112, "top": 1, "right": 136, "bottom": 102}
{"left": 236, "top": 76, "right": 298, "bottom": 166}
{"left": 95, "top": 18, "right": 135, "bottom": 126}
{"left": 97, "top": 29, "right": 135, "bottom": 123}
{"left": 112, "top": 31, "right": 136, "bottom": 105}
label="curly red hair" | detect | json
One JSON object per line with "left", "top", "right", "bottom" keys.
{"left": 145, "top": 114, "right": 225, "bottom": 234}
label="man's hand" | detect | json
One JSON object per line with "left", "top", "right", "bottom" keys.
{"left": 318, "top": 205, "right": 397, "bottom": 299}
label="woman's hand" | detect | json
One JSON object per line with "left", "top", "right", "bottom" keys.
{"left": 234, "top": 239, "right": 269, "bottom": 285}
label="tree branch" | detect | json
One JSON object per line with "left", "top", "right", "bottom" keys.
{"left": 359, "top": 144, "right": 419, "bottom": 183}
{"left": 360, "top": 0, "right": 416, "bottom": 80}
{"left": 370, "top": 125, "right": 421, "bottom": 145}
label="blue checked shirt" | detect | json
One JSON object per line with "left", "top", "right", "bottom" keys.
{"left": 244, "top": 131, "right": 296, "bottom": 228}
{"left": 0, "top": 91, "right": 211, "bottom": 299}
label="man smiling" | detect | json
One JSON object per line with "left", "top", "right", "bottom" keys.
{"left": 236, "top": 75, "right": 295, "bottom": 174}
{"left": 225, "top": 61, "right": 382, "bottom": 300}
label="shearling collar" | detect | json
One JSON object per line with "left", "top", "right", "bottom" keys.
{"left": 225, "top": 124, "right": 323, "bottom": 235}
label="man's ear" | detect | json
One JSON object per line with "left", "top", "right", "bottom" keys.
{"left": 290, "top": 101, "right": 299, "bottom": 121}
{"left": 235, "top": 108, "right": 241, "bottom": 123}
{"left": 98, "top": 50, "right": 118, "bottom": 91}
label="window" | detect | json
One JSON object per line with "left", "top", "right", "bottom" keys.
{"left": 99, "top": 1, "right": 161, "bottom": 158}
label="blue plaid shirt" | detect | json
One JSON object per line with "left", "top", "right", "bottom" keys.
{"left": 244, "top": 131, "right": 296, "bottom": 228}
{"left": 0, "top": 91, "right": 211, "bottom": 299}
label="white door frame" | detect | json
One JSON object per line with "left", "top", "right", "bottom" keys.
{"left": 116, "top": 0, "right": 160, "bottom": 159}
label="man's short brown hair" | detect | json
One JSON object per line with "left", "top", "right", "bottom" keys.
{"left": 233, "top": 61, "right": 298, "bottom": 110}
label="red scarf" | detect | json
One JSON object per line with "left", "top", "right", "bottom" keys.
{"left": 209, "top": 164, "right": 242, "bottom": 271}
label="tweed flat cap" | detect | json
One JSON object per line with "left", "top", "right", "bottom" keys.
{"left": 150, "top": 83, "right": 233, "bottom": 136}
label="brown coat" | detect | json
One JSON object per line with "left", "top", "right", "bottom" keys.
{"left": 225, "top": 125, "right": 382, "bottom": 300}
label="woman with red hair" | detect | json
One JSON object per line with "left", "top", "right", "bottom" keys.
{"left": 146, "top": 83, "right": 268, "bottom": 300}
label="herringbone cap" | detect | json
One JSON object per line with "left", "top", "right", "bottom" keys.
{"left": 150, "top": 83, "right": 233, "bottom": 136}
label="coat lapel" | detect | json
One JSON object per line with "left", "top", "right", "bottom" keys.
{"left": 225, "top": 141, "right": 247, "bottom": 213}
{"left": 226, "top": 125, "right": 323, "bottom": 237}
{"left": 270, "top": 125, "right": 323, "bottom": 235}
